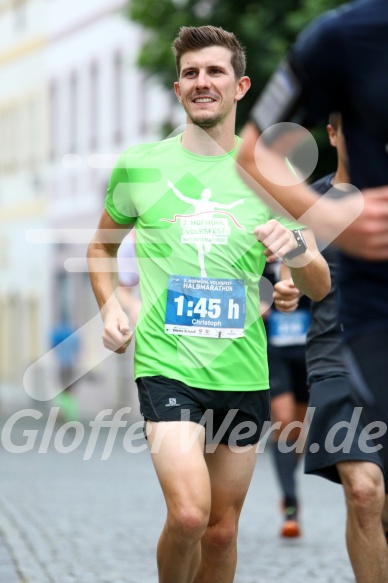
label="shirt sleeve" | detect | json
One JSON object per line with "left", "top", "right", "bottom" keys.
{"left": 272, "top": 213, "right": 306, "bottom": 232}
{"left": 105, "top": 153, "right": 138, "bottom": 225}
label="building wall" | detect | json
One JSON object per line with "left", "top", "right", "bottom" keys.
{"left": 0, "top": 0, "right": 184, "bottom": 416}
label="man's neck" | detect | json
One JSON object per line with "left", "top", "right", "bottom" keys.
{"left": 180, "top": 121, "right": 237, "bottom": 156}
{"left": 332, "top": 164, "right": 348, "bottom": 187}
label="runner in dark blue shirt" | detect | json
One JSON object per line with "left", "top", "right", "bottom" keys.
{"left": 272, "top": 113, "right": 387, "bottom": 582}
{"left": 237, "top": 2, "right": 388, "bottom": 578}
{"left": 240, "top": 0, "right": 388, "bottom": 337}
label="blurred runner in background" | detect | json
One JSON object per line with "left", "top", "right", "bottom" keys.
{"left": 263, "top": 259, "right": 310, "bottom": 538}
{"left": 273, "top": 114, "right": 388, "bottom": 583}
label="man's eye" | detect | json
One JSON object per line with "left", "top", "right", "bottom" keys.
{"left": 210, "top": 68, "right": 222, "bottom": 74}
{"left": 185, "top": 71, "right": 196, "bottom": 77}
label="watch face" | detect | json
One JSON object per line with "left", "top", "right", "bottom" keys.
{"left": 284, "top": 229, "right": 307, "bottom": 260}
{"left": 295, "top": 230, "right": 307, "bottom": 248}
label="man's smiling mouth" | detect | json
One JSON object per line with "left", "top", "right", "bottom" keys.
{"left": 193, "top": 97, "right": 216, "bottom": 103}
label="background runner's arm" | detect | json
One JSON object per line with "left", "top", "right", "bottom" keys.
{"left": 273, "top": 264, "right": 301, "bottom": 314}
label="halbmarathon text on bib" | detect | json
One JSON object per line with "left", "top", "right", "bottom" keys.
{"left": 165, "top": 275, "right": 246, "bottom": 339}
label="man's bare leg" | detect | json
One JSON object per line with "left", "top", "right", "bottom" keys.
{"left": 193, "top": 443, "right": 258, "bottom": 583}
{"left": 382, "top": 495, "right": 388, "bottom": 534}
{"left": 337, "top": 461, "right": 388, "bottom": 583}
{"left": 147, "top": 420, "right": 210, "bottom": 583}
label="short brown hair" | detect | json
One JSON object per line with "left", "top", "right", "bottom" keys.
{"left": 172, "top": 25, "right": 246, "bottom": 79}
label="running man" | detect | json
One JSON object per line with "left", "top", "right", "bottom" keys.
{"left": 87, "top": 26, "right": 330, "bottom": 583}
{"left": 273, "top": 113, "right": 388, "bottom": 582}
{"left": 236, "top": 5, "right": 388, "bottom": 578}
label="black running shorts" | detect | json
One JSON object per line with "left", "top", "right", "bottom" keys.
{"left": 268, "top": 345, "right": 309, "bottom": 403}
{"left": 344, "top": 329, "right": 388, "bottom": 493}
{"left": 136, "top": 375, "right": 271, "bottom": 447}
{"left": 305, "top": 375, "right": 385, "bottom": 489}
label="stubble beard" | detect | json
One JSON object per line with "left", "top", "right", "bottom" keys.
{"left": 189, "top": 112, "right": 224, "bottom": 129}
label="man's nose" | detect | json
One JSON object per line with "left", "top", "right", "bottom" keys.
{"left": 195, "top": 70, "right": 211, "bottom": 89}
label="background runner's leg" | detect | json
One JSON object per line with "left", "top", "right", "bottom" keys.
{"left": 337, "top": 461, "right": 388, "bottom": 583}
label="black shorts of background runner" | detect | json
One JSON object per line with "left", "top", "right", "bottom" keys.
{"left": 342, "top": 329, "right": 388, "bottom": 492}
{"left": 136, "top": 375, "right": 270, "bottom": 447}
{"left": 305, "top": 374, "right": 386, "bottom": 491}
{"left": 268, "top": 345, "right": 309, "bottom": 403}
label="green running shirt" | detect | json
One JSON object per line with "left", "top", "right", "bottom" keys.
{"left": 105, "top": 134, "right": 297, "bottom": 391}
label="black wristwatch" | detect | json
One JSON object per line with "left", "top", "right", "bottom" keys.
{"left": 283, "top": 229, "right": 307, "bottom": 260}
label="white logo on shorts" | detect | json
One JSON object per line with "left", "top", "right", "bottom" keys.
{"left": 166, "top": 398, "right": 179, "bottom": 407}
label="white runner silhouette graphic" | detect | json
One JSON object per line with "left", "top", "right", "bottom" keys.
{"left": 166, "top": 180, "right": 245, "bottom": 277}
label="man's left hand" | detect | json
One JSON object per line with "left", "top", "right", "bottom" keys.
{"left": 255, "top": 219, "right": 297, "bottom": 262}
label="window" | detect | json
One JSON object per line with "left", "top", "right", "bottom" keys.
{"left": 1, "top": 107, "right": 12, "bottom": 170}
{"left": 69, "top": 71, "right": 78, "bottom": 153}
{"left": 0, "top": 295, "right": 8, "bottom": 379}
{"left": 27, "top": 294, "right": 40, "bottom": 362}
{"left": 28, "top": 96, "right": 39, "bottom": 166}
{"left": 49, "top": 80, "right": 58, "bottom": 160}
{"left": 8, "top": 106, "right": 18, "bottom": 170}
{"left": 9, "top": 294, "right": 23, "bottom": 381}
{"left": 113, "top": 51, "right": 123, "bottom": 144}
{"left": 0, "top": 111, "right": 5, "bottom": 173}
{"left": 56, "top": 270, "right": 71, "bottom": 324}
{"left": 138, "top": 71, "right": 148, "bottom": 136}
{"left": 12, "top": 0, "right": 27, "bottom": 30}
{"left": 89, "top": 61, "right": 99, "bottom": 151}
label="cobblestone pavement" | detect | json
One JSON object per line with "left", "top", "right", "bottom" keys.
{"left": 0, "top": 413, "right": 355, "bottom": 583}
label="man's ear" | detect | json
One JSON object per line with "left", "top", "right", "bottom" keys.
{"left": 174, "top": 81, "right": 182, "bottom": 102}
{"left": 327, "top": 124, "right": 337, "bottom": 148}
{"left": 235, "top": 76, "right": 251, "bottom": 101}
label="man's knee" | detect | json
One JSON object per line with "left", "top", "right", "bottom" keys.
{"left": 167, "top": 505, "right": 209, "bottom": 544}
{"left": 202, "top": 517, "right": 238, "bottom": 555}
{"left": 382, "top": 495, "right": 388, "bottom": 532}
{"left": 339, "top": 462, "right": 385, "bottom": 522}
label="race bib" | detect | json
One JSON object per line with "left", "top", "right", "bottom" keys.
{"left": 165, "top": 275, "right": 246, "bottom": 339}
{"left": 267, "top": 309, "right": 311, "bottom": 346}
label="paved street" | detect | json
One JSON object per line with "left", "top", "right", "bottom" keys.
{"left": 0, "top": 411, "right": 355, "bottom": 583}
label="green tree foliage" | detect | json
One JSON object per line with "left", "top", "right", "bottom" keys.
{"left": 127, "top": 0, "right": 347, "bottom": 174}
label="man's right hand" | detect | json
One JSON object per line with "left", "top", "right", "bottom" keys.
{"left": 334, "top": 187, "right": 388, "bottom": 260}
{"left": 102, "top": 309, "right": 133, "bottom": 354}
